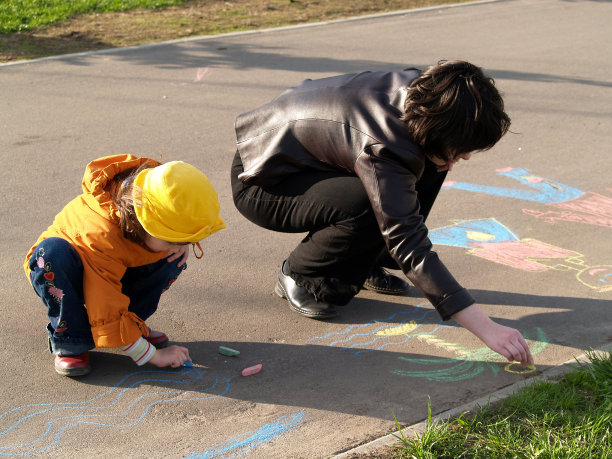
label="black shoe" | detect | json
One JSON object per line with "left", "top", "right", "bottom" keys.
{"left": 363, "top": 265, "right": 411, "bottom": 295}
{"left": 274, "top": 262, "right": 338, "bottom": 319}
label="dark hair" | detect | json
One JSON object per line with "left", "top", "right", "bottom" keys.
{"left": 111, "top": 161, "right": 157, "bottom": 244}
{"left": 401, "top": 60, "right": 511, "bottom": 162}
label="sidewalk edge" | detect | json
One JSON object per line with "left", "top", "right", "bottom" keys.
{"left": 0, "top": 0, "right": 503, "bottom": 68}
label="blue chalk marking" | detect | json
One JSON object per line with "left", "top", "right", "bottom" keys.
{"left": 429, "top": 218, "right": 519, "bottom": 249}
{"left": 307, "top": 305, "right": 427, "bottom": 342}
{"left": 305, "top": 303, "right": 460, "bottom": 357}
{"left": 442, "top": 167, "right": 583, "bottom": 204}
{"left": 0, "top": 368, "right": 230, "bottom": 456}
{"left": 353, "top": 324, "right": 458, "bottom": 356}
{"left": 186, "top": 412, "right": 305, "bottom": 459}
{"left": 328, "top": 310, "right": 437, "bottom": 347}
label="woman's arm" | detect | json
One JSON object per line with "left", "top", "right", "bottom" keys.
{"left": 451, "top": 304, "right": 534, "bottom": 366}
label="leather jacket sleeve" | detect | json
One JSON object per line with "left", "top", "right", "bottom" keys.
{"left": 354, "top": 144, "right": 475, "bottom": 320}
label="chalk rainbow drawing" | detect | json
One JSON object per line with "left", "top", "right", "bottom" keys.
{"left": 429, "top": 218, "right": 612, "bottom": 292}
{"left": 186, "top": 412, "right": 305, "bottom": 459}
{"left": 307, "top": 304, "right": 548, "bottom": 380}
{"left": 391, "top": 327, "right": 548, "bottom": 382}
{"left": 0, "top": 367, "right": 229, "bottom": 457}
{"left": 443, "top": 167, "right": 612, "bottom": 229}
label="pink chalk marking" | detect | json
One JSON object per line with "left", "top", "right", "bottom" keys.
{"left": 241, "top": 363, "right": 262, "bottom": 376}
{"left": 442, "top": 181, "right": 456, "bottom": 187}
{"left": 495, "top": 167, "right": 513, "bottom": 172}
{"left": 469, "top": 240, "right": 578, "bottom": 272}
{"left": 194, "top": 67, "right": 210, "bottom": 82}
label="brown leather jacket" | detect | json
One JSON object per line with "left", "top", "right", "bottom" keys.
{"left": 235, "top": 70, "right": 474, "bottom": 320}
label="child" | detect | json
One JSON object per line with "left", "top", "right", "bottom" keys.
{"left": 24, "top": 154, "right": 225, "bottom": 376}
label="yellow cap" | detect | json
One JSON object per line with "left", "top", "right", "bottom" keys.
{"left": 133, "top": 161, "right": 225, "bottom": 242}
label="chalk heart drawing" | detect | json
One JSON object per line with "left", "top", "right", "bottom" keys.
{"left": 428, "top": 217, "right": 612, "bottom": 293}
{"left": 306, "top": 304, "right": 548, "bottom": 382}
{"left": 443, "top": 167, "right": 612, "bottom": 229}
{"left": 0, "top": 367, "right": 230, "bottom": 457}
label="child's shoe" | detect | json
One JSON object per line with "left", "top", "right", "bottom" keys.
{"left": 54, "top": 352, "right": 91, "bottom": 377}
{"left": 146, "top": 329, "right": 169, "bottom": 348}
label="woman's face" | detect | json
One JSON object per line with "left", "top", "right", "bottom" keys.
{"left": 429, "top": 152, "right": 472, "bottom": 172}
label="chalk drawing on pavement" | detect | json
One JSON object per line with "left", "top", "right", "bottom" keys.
{"left": 443, "top": 167, "right": 612, "bottom": 229}
{"left": 429, "top": 218, "right": 612, "bottom": 292}
{"left": 0, "top": 367, "right": 229, "bottom": 457}
{"left": 392, "top": 327, "right": 548, "bottom": 382}
{"left": 307, "top": 305, "right": 548, "bottom": 381}
{"left": 307, "top": 304, "right": 455, "bottom": 356}
{"left": 170, "top": 67, "right": 212, "bottom": 86}
{"left": 185, "top": 412, "right": 305, "bottom": 459}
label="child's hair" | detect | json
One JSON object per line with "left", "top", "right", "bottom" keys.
{"left": 111, "top": 161, "right": 158, "bottom": 245}
{"left": 402, "top": 60, "right": 511, "bottom": 162}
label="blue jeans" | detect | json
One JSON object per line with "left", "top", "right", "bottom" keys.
{"left": 28, "top": 237, "right": 186, "bottom": 355}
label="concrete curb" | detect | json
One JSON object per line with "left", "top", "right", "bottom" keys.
{"left": 333, "top": 343, "right": 612, "bottom": 458}
{"left": 0, "top": 0, "right": 503, "bottom": 68}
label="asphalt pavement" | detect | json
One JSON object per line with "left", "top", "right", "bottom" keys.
{"left": 0, "top": 0, "right": 611, "bottom": 457}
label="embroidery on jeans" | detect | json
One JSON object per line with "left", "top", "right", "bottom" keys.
{"left": 162, "top": 265, "right": 186, "bottom": 293}
{"left": 162, "top": 278, "right": 176, "bottom": 293}
{"left": 39, "top": 256, "right": 63, "bottom": 303}
{"left": 55, "top": 320, "right": 67, "bottom": 336}
{"left": 48, "top": 286, "right": 64, "bottom": 301}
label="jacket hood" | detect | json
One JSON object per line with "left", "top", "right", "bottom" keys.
{"left": 81, "top": 154, "right": 160, "bottom": 222}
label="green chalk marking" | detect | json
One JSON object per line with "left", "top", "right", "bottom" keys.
{"left": 219, "top": 346, "right": 240, "bottom": 357}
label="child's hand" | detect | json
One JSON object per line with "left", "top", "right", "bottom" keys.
{"left": 149, "top": 345, "right": 191, "bottom": 368}
{"left": 167, "top": 244, "right": 190, "bottom": 267}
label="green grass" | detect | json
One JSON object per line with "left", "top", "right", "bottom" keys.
{"left": 394, "top": 348, "right": 612, "bottom": 458}
{"left": 0, "top": 0, "right": 189, "bottom": 33}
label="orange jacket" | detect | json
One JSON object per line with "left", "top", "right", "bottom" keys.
{"left": 25, "top": 154, "right": 166, "bottom": 348}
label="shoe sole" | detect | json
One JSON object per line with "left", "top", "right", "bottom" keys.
{"left": 55, "top": 365, "right": 91, "bottom": 377}
{"left": 274, "top": 281, "right": 338, "bottom": 320}
{"left": 362, "top": 282, "right": 411, "bottom": 296}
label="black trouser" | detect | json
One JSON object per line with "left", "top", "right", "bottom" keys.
{"left": 231, "top": 151, "right": 446, "bottom": 305}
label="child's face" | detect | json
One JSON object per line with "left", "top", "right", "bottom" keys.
{"left": 144, "top": 234, "right": 190, "bottom": 253}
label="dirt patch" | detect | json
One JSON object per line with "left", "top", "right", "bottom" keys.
{"left": 0, "top": 0, "right": 467, "bottom": 63}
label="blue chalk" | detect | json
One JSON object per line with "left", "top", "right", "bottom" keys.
{"left": 182, "top": 361, "right": 194, "bottom": 367}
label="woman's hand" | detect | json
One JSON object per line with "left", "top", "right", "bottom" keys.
{"left": 167, "top": 244, "right": 190, "bottom": 267}
{"left": 451, "top": 304, "right": 534, "bottom": 366}
{"left": 149, "top": 345, "right": 191, "bottom": 368}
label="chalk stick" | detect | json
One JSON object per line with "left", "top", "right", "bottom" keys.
{"left": 182, "top": 360, "right": 194, "bottom": 367}
{"left": 219, "top": 346, "right": 240, "bottom": 356}
{"left": 241, "top": 363, "right": 262, "bottom": 376}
